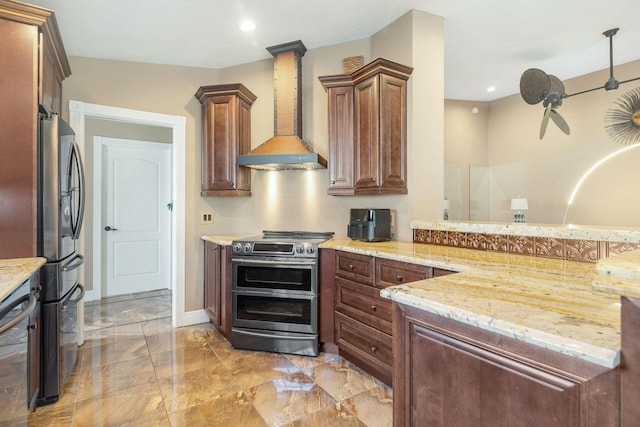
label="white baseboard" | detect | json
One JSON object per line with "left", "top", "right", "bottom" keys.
{"left": 174, "top": 309, "right": 209, "bottom": 328}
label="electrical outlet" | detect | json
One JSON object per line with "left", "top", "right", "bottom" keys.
{"left": 200, "top": 211, "right": 214, "bottom": 224}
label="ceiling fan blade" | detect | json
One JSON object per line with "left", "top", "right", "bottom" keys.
{"left": 520, "top": 68, "right": 551, "bottom": 105}
{"left": 548, "top": 75, "right": 566, "bottom": 98}
{"left": 550, "top": 110, "right": 571, "bottom": 135}
{"left": 539, "top": 104, "right": 552, "bottom": 139}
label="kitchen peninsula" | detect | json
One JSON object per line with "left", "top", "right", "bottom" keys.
{"left": 322, "top": 220, "right": 640, "bottom": 427}
{"left": 593, "top": 249, "right": 640, "bottom": 427}
{"left": 204, "top": 219, "right": 640, "bottom": 426}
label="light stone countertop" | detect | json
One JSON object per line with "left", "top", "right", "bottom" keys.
{"left": 321, "top": 238, "right": 621, "bottom": 368}
{"left": 593, "top": 249, "right": 640, "bottom": 299}
{"left": 0, "top": 257, "right": 46, "bottom": 302}
{"left": 201, "top": 234, "right": 255, "bottom": 246}
{"left": 412, "top": 220, "right": 640, "bottom": 243}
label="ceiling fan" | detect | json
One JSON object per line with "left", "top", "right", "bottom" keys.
{"left": 519, "top": 28, "right": 640, "bottom": 140}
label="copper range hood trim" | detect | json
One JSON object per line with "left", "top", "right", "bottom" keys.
{"left": 237, "top": 40, "right": 327, "bottom": 171}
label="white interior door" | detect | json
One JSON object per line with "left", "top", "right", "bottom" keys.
{"left": 103, "top": 138, "right": 172, "bottom": 297}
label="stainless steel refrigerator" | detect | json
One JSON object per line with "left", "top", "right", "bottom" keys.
{"left": 36, "top": 111, "right": 86, "bottom": 406}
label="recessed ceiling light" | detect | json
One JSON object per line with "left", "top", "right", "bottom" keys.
{"left": 487, "top": 86, "right": 496, "bottom": 92}
{"left": 239, "top": 20, "right": 256, "bottom": 32}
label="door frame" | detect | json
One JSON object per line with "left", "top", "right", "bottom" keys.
{"left": 94, "top": 137, "right": 172, "bottom": 299}
{"left": 69, "top": 100, "right": 198, "bottom": 328}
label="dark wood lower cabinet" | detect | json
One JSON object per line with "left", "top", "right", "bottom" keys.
{"left": 204, "top": 241, "right": 231, "bottom": 339}
{"left": 394, "top": 302, "right": 619, "bottom": 427}
{"left": 319, "top": 249, "right": 338, "bottom": 354}
{"left": 622, "top": 296, "right": 640, "bottom": 427}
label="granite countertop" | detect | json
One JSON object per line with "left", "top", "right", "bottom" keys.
{"left": 321, "top": 238, "right": 621, "bottom": 368}
{"left": 201, "top": 234, "right": 254, "bottom": 246}
{"left": 593, "top": 249, "right": 640, "bottom": 298}
{"left": 412, "top": 220, "right": 640, "bottom": 243}
{"left": 0, "top": 257, "right": 47, "bottom": 302}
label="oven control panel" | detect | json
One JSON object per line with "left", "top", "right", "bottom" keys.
{"left": 232, "top": 240, "right": 319, "bottom": 259}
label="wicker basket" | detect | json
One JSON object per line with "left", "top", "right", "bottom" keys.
{"left": 343, "top": 56, "right": 364, "bottom": 74}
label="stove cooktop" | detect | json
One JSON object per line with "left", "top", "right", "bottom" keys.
{"left": 231, "top": 230, "right": 334, "bottom": 258}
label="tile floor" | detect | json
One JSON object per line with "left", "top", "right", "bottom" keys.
{"left": 12, "top": 289, "right": 393, "bottom": 426}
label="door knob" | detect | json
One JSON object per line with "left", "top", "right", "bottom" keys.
{"left": 104, "top": 226, "right": 118, "bottom": 231}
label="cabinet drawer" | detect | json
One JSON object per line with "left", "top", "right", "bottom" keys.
{"left": 375, "top": 258, "right": 432, "bottom": 288}
{"left": 335, "top": 311, "right": 393, "bottom": 385}
{"left": 335, "top": 277, "right": 392, "bottom": 335}
{"left": 335, "top": 251, "right": 374, "bottom": 285}
{"left": 434, "top": 268, "right": 456, "bottom": 277}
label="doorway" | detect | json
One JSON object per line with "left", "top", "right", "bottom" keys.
{"left": 96, "top": 137, "right": 172, "bottom": 297}
{"left": 69, "top": 100, "right": 196, "bottom": 328}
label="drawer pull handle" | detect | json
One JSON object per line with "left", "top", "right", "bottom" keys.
{"left": 370, "top": 346, "right": 378, "bottom": 353}
{"left": 396, "top": 275, "right": 403, "bottom": 282}
{"left": 370, "top": 305, "right": 377, "bottom": 312}
{"left": 348, "top": 264, "right": 354, "bottom": 270}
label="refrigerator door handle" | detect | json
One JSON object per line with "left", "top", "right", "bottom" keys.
{"left": 70, "top": 283, "right": 85, "bottom": 304}
{"left": 61, "top": 254, "right": 85, "bottom": 272}
{"left": 69, "top": 142, "right": 85, "bottom": 240}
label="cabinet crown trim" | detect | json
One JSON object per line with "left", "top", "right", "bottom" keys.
{"left": 195, "top": 83, "right": 257, "bottom": 105}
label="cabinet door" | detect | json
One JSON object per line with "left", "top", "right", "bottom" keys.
{"left": 622, "top": 297, "right": 640, "bottom": 427}
{"left": 0, "top": 19, "right": 39, "bottom": 258}
{"left": 326, "top": 84, "right": 355, "bottom": 195}
{"left": 378, "top": 73, "right": 407, "bottom": 193}
{"left": 354, "top": 75, "right": 380, "bottom": 190}
{"left": 319, "top": 248, "right": 337, "bottom": 349}
{"left": 204, "top": 241, "right": 220, "bottom": 326}
{"left": 395, "top": 308, "right": 580, "bottom": 427}
{"left": 201, "top": 95, "right": 241, "bottom": 193}
{"left": 40, "top": 33, "right": 63, "bottom": 114}
{"left": 27, "top": 297, "right": 40, "bottom": 411}
{"left": 218, "top": 245, "right": 232, "bottom": 339}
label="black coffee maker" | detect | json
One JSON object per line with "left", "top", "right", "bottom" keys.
{"left": 347, "top": 209, "right": 393, "bottom": 242}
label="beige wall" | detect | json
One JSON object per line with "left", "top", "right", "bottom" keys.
{"left": 444, "top": 100, "right": 490, "bottom": 219}
{"left": 62, "top": 58, "right": 219, "bottom": 309}
{"left": 61, "top": 10, "right": 445, "bottom": 311}
{"left": 445, "top": 59, "right": 640, "bottom": 226}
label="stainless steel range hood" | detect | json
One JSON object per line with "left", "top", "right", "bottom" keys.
{"left": 237, "top": 40, "right": 327, "bottom": 171}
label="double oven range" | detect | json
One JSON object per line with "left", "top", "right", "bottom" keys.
{"left": 231, "top": 231, "right": 333, "bottom": 356}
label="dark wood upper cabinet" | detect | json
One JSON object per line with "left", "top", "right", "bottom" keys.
{"left": 195, "top": 84, "right": 256, "bottom": 197}
{"left": 0, "top": 1, "right": 70, "bottom": 258}
{"left": 318, "top": 75, "right": 355, "bottom": 195}
{"left": 320, "top": 58, "right": 412, "bottom": 196}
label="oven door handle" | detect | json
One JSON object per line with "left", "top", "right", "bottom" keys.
{"left": 232, "top": 258, "right": 317, "bottom": 267}
{"left": 233, "top": 328, "right": 314, "bottom": 340}
{"left": 0, "top": 293, "right": 36, "bottom": 334}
